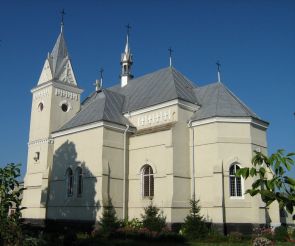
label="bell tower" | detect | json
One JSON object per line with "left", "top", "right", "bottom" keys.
{"left": 22, "top": 18, "right": 83, "bottom": 222}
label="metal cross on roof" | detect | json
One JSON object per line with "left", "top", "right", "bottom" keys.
{"left": 60, "top": 9, "right": 66, "bottom": 26}
{"left": 168, "top": 47, "right": 173, "bottom": 67}
{"left": 126, "top": 24, "right": 131, "bottom": 36}
{"left": 216, "top": 60, "right": 221, "bottom": 72}
{"left": 216, "top": 60, "right": 221, "bottom": 82}
{"left": 100, "top": 68, "right": 104, "bottom": 80}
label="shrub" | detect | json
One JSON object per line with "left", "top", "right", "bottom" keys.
{"left": 252, "top": 236, "right": 273, "bottom": 246}
{"left": 141, "top": 202, "right": 166, "bottom": 232}
{"left": 122, "top": 218, "right": 143, "bottom": 230}
{"left": 228, "top": 231, "right": 243, "bottom": 242}
{"left": 253, "top": 226, "right": 273, "bottom": 240}
{"left": 181, "top": 199, "right": 208, "bottom": 239}
{"left": 206, "top": 229, "right": 227, "bottom": 242}
{"left": 274, "top": 225, "right": 289, "bottom": 241}
{"left": 63, "top": 229, "right": 78, "bottom": 246}
{"left": 99, "top": 199, "right": 119, "bottom": 234}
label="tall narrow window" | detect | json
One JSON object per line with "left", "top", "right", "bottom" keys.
{"left": 66, "top": 168, "right": 73, "bottom": 197}
{"left": 142, "top": 165, "right": 154, "bottom": 197}
{"left": 229, "top": 164, "right": 242, "bottom": 197}
{"left": 76, "top": 167, "right": 83, "bottom": 197}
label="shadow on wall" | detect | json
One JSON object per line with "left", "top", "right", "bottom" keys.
{"left": 41, "top": 140, "right": 100, "bottom": 226}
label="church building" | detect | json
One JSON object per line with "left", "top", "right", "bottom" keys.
{"left": 22, "top": 21, "right": 280, "bottom": 233}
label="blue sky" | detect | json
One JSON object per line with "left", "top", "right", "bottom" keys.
{"left": 0, "top": 0, "right": 294, "bottom": 178}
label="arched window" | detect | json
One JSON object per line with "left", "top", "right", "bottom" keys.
{"left": 229, "top": 164, "right": 242, "bottom": 197}
{"left": 141, "top": 165, "right": 154, "bottom": 197}
{"left": 76, "top": 167, "right": 83, "bottom": 197}
{"left": 66, "top": 168, "right": 73, "bottom": 197}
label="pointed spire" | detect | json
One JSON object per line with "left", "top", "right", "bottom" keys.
{"left": 120, "top": 24, "right": 133, "bottom": 87}
{"left": 60, "top": 9, "right": 66, "bottom": 33}
{"left": 37, "top": 11, "right": 77, "bottom": 86}
{"left": 216, "top": 60, "right": 221, "bottom": 82}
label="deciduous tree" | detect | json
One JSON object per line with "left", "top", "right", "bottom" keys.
{"left": 237, "top": 150, "right": 295, "bottom": 218}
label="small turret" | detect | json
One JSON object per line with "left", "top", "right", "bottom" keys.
{"left": 120, "top": 24, "right": 133, "bottom": 87}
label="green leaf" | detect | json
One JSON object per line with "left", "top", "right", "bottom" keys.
{"left": 250, "top": 167, "right": 257, "bottom": 177}
{"left": 284, "top": 177, "right": 295, "bottom": 186}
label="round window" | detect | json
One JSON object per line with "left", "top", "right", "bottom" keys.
{"left": 61, "top": 103, "right": 68, "bottom": 112}
{"left": 38, "top": 102, "right": 44, "bottom": 112}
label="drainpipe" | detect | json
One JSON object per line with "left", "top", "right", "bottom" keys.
{"left": 123, "top": 124, "right": 130, "bottom": 220}
{"left": 188, "top": 120, "right": 196, "bottom": 202}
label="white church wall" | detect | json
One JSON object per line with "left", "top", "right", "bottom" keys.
{"left": 47, "top": 127, "right": 103, "bottom": 221}
{"left": 128, "top": 128, "right": 174, "bottom": 220}
{"left": 101, "top": 127, "right": 125, "bottom": 219}
{"left": 192, "top": 120, "right": 278, "bottom": 225}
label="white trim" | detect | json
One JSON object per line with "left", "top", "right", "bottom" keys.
{"left": 229, "top": 163, "right": 245, "bottom": 199}
{"left": 51, "top": 121, "right": 134, "bottom": 138}
{"left": 124, "top": 99, "right": 199, "bottom": 117}
{"left": 28, "top": 138, "right": 54, "bottom": 146}
{"left": 31, "top": 81, "right": 83, "bottom": 94}
{"left": 191, "top": 117, "right": 268, "bottom": 129}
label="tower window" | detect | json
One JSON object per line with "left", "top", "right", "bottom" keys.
{"left": 76, "top": 167, "right": 83, "bottom": 197}
{"left": 33, "top": 152, "right": 40, "bottom": 162}
{"left": 61, "top": 103, "right": 68, "bottom": 112}
{"left": 141, "top": 165, "right": 154, "bottom": 198}
{"left": 66, "top": 168, "right": 73, "bottom": 197}
{"left": 38, "top": 102, "right": 44, "bottom": 112}
{"left": 229, "top": 164, "right": 242, "bottom": 197}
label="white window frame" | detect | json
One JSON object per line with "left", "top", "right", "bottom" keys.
{"left": 141, "top": 165, "right": 154, "bottom": 198}
{"left": 229, "top": 163, "right": 244, "bottom": 199}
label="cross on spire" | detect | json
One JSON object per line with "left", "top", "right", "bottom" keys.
{"left": 126, "top": 24, "right": 131, "bottom": 37}
{"left": 60, "top": 9, "right": 66, "bottom": 32}
{"left": 168, "top": 47, "right": 173, "bottom": 67}
{"left": 94, "top": 67, "right": 104, "bottom": 92}
{"left": 216, "top": 60, "right": 221, "bottom": 82}
{"left": 100, "top": 68, "right": 104, "bottom": 82}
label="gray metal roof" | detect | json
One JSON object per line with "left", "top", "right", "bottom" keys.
{"left": 50, "top": 31, "right": 68, "bottom": 79}
{"left": 110, "top": 67, "right": 199, "bottom": 112}
{"left": 59, "top": 89, "right": 130, "bottom": 131}
{"left": 57, "top": 68, "right": 265, "bottom": 132}
{"left": 191, "top": 82, "right": 261, "bottom": 121}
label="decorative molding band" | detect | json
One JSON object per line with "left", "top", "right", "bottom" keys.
{"left": 55, "top": 88, "right": 79, "bottom": 101}
{"left": 31, "top": 80, "right": 83, "bottom": 95}
{"left": 28, "top": 138, "right": 54, "bottom": 146}
{"left": 124, "top": 99, "right": 199, "bottom": 117}
{"left": 191, "top": 117, "right": 269, "bottom": 129}
{"left": 33, "top": 88, "right": 49, "bottom": 100}
{"left": 51, "top": 121, "right": 134, "bottom": 138}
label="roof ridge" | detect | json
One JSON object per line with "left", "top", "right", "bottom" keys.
{"left": 170, "top": 67, "right": 179, "bottom": 99}
{"left": 215, "top": 83, "right": 221, "bottom": 115}
{"left": 220, "top": 83, "right": 258, "bottom": 118}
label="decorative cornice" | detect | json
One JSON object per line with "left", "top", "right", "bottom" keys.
{"left": 28, "top": 138, "right": 54, "bottom": 146}
{"left": 191, "top": 117, "right": 269, "bottom": 129}
{"left": 51, "top": 121, "right": 135, "bottom": 138}
{"left": 123, "top": 99, "right": 199, "bottom": 117}
{"left": 31, "top": 80, "right": 83, "bottom": 94}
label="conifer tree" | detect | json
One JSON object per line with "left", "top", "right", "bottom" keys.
{"left": 182, "top": 199, "right": 208, "bottom": 239}
{"left": 99, "top": 199, "right": 119, "bottom": 233}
